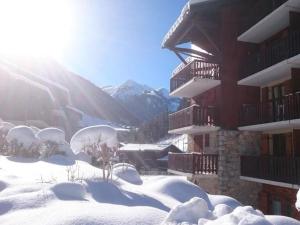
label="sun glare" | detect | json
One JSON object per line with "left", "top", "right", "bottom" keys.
{"left": 0, "top": 0, "right": 74, "bottom": 59}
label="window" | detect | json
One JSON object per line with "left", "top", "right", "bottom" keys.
{"left": 283, "top": 201, "right": 292, "bottom": 217}
{"left": 271, "top": 200, "right": 281, "bottom": 215}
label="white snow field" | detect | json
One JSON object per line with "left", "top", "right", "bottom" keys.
{"left": 0, "top": 157, "right": 300, "bottom": 225}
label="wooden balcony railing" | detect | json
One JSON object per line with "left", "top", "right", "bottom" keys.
{"left": 241, "top": 155, "right": 300, "bottom": 185}
{"left": 240, "top": 29, "right": 300, "bottom": 79}
{"left": 170, "top": 58, "right": 220, "bottom": 93}
{"left": 239, "top": 0, "right": 287, "bottom": 35}
{"left": 169, "top": 105, "right": 219, "bottom": 131}
{"left": 168, "top": 152, "right": 218, "bottom": 175}
{"left": 240, "top": 92, "right": 300, "bottom": 126}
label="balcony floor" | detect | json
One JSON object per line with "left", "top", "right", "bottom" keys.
{"left": 240, "top": 176, "right": 300, "bottom": 189}
{"left": 238, "top": 53, "right": 300, "bottom": 86}
{"left": 170, "top": 77, "right": 221, "bottom": 98}
{"left": 238, "top": 0, "right": 300, "bottom": 43}
{"left": 238, "top": 118, "right": 300, "bottom": 132}
{"left": 169, "top": 125, "right": 220, "bottom": 135}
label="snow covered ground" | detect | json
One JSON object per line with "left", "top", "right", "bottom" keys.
{"left": 1, "top": 156, "right": 300, "bottom": 225}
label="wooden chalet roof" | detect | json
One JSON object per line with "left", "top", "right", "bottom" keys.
{"left": 162, "top": 0, "right": 239, "bottom": 50}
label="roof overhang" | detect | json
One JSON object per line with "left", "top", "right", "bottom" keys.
{"left": 162, "top": 0, "right": 221, "bottom": 49}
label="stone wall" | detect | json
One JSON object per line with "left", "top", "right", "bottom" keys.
{"left": 186, "top": 129, "right": 263, "bottom": 207}
{"left": 216, "top": 129, "right": 262, "bottom": 207}
{"left": 189, "top": 175, "right": 219, "bottom": 195}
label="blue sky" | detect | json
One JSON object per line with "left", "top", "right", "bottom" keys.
{"left": 61, "top": 0, "right": 186, "bottom": 90}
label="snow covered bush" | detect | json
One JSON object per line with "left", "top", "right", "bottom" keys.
{"left": 36, "top": 127, "right": 71, "bottom": 158}
{"left": 6, "top": 126, "right": 41, "bottom": 157}
{"left": 0, "top": 122, "right": 15, "bottom": 155}
{"left": 112, "top": 163, "right": 142, "bottom": 184}
{"left": 30, "top": 126, "right": 40, "bottom": 134}
{"left": 70, "top": 125, "right": 119, "bottom": 180}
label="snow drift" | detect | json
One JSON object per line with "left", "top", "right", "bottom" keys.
{"left": 0, "top": 156, "right": 299, "bottom": 225}
{"left": 112, "top": 163, "right": 142, "bottom": 185}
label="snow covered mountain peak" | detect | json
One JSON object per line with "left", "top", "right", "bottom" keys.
{"left": 103, "top": 80, "right": 182, "bottom": 122}
{"left": 103, "top": 79, "right": 154, "bottom": 100}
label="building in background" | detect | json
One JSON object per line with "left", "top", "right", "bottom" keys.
{"left": 162, "top": 0, "right": 300, "bottom": 219}
{"left": 118, "top": 143, "right": 182, "bottom": 171}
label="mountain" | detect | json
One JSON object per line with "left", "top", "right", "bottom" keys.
{"left": 0, "top": 56, "right": 140, "bottom": 128}
{"left": 102, "top": 80, "right": 181, "bottom": 122}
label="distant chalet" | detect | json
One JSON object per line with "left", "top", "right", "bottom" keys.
{"left": 118, "top": 144, "right": 182, "bottom": 171}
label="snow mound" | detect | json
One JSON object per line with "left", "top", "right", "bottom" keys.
{"left": 212, "top": 203, "right": 233, "bottom": 218}
{"left": 6, "top": 126, "right": 39, "bottom": 149}
{"left": 163, "top": 197, "right": 212, "bottom": 224}
{"left": 147, "top": 177, "right": 212, "bottom": 207}
{"left": 36, "top": 128, "right": 65, "bottom": 144}
{"left": 112, "top": 163, "right": 142, "bottom": 185}
{"left": 296, "top": 189, "right": 300, "bottom": 211}
{"left": 86, "top": 180, "right": 132, "bottom": 204}
{"left": 162, "top": 202, "right": 300, "bottom": 225}
{"left": 70, "top": 125, "right": 118, "bottom": 155}
{"left": 208, "top": 194, "right": 241, "bottom": 209}
{"left": 51, "top": 182, "right": 86, "bottom": 200}
{"left": 1, "top": 156, "right": 300, "bottom": 225}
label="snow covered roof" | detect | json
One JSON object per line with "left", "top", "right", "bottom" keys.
{"left": 157, "top": 155, "right": 168, "bottom": 161}
{"left": 119, "top": 144, "right": 171, "bottom": 152}
{"left": 162, "top": 0, "right": 219, "bottom": 48}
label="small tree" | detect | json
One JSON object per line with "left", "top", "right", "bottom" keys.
{"left": 70, "top": 125, "right": 119, "bottom": 181}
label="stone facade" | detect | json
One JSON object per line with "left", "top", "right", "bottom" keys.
{"left": 188, "top": 129, "right": 263, "bottom": 207}
{"left": 189, "top": 174, "right": 219, "bottom": 194}
{"left": 216, "top": 130, "right": 262, "bottom": 207}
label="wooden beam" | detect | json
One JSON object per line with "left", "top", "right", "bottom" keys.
{"left": 172, "top": 46, "right": 219, "bottom": 63}
{"left": 193, "top": 22, "right": 221, "bottom": 55}
{"left": 174, "top": 51, "right": 188, "bottom": 65}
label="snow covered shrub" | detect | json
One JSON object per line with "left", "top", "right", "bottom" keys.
{"left": 112, "top": 163, "right": 142, "bottom": 184}
{"left": 36, "top": 128, "right": 70, "bottom": 158}
{"left": 0, "top": 122, "right": 15, "bottom": 155}
{"left": 6, "top": 126, "right": 41, "bottom": 157}
{"left": 30, "top": 126, "right": 40, "bottom": 134}
{"left": 70, "top": 125, "right": 119, "bottom": 180}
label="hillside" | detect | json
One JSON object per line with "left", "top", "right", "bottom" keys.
{"left": 0, "top": 57, "right": 140, "bottom": 127}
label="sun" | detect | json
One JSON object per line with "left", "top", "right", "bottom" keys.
{"left": 0, "top": 0, "right": 74, "bottom": 59}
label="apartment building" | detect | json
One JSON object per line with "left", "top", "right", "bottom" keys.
{"left": 163, "top": 0, "right": 300, "bottom": 219}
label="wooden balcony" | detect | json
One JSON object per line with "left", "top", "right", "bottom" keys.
{"left": 239, "top": 92, "right": 300, "bottom": 131}
{"left": 170, "top": 58, "right": 220, "bottom": 98}
{"left": 168, "top": 152, "right": 218, "bottom": 175}
{"left": 239, "top": 29, "right": 300, "bottom": 85}
{"left": 169, "top": 105, "right": 219, "bottom": 134}
{"left": 241, "top": 155, "right": 300, "bottom": 185}
{"left": 238, "top": 0, "right": 296, "bottom": 43}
